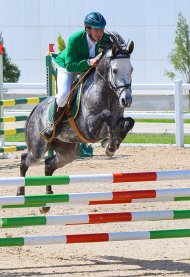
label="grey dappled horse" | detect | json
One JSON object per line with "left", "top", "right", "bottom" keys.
{"left": 18, "top": 32, "right": 135, "bottom": 203}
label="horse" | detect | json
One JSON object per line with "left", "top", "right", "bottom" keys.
{"left": 18, "top": 32, "right": 135, "bottom": 205}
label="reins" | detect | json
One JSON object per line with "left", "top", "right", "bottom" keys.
{"left": 42, "top": 52, "right": 104, "bottom": 143}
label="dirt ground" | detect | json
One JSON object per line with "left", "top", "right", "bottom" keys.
{"left": 0, "top": 145, "right": 190, "bottom": 277}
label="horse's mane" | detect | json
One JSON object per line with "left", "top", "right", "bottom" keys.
{"left": 100, "top": 31, "right": 128, "bottom": 52}
{"left": 110, "top": 32, "right": 127, "bottom": 48}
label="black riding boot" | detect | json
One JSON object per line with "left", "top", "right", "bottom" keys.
{"left": 43, "top": 101, "right": 64, "bottom": 140}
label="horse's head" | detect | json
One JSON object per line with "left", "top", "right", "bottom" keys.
{"left": 104, "top": 32, "right": 134, "bottom": 108}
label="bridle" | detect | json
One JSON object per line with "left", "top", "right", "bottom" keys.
{"left": 95, "top": 32, "right": 133, "bottom": 97}
{"left": 106, "top": 31, "right": 133, "bottom": 96}
{"left": 96, "top": 51, "right": 132, "bottom": 98}
{"left": 108, "top": 51, "right": 132, "bottom": 97}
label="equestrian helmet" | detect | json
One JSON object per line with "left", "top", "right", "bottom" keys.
{"left": 84, "top": 12, "right": 106, "bottom": 28}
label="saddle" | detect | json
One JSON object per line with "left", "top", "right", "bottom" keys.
{"left": 48, "top": 81, "right": 82, "bottom": 125}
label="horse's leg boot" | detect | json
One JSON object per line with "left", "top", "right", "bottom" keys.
{"left": 43, "top": 101, "right": 64, "bottom": 140}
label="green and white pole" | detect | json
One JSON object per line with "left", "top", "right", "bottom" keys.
{"left": 0, "top": 188, "right": 190, "bottom": 209}
{"left": 0, "top": 229, "right": 190, "bottom": 247}
{"left": 0, "top": 209, "right": 190, "bottom": 228}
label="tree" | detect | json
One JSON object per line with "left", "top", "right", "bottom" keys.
{"left": 57, "top": 33, "right": 65, "bottom": 52}
{"left": 0, "top": 32, "right": 21, "bottom": 82}
{"left": 165, "top": 12, "right": 190, "bottom": 109}
{"left": 165, "top": 12, "right": 190, "bottom": 83}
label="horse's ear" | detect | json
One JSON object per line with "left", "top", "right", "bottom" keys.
{"left": 127, "top": 41, "right": 134, "bottom": 54}
{"left": 112, "top": 43, "right": 118, "bottom": 56}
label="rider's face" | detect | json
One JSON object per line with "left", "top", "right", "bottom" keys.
{"left": 88, "top": 28, "right": 105, "bottom": 42}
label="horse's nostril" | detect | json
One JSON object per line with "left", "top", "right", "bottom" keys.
{"left": 122, "top": 98, "right": 125, "bottom": 106}
{"left": 121, "top": 96, "right": 132, "bottom": 108}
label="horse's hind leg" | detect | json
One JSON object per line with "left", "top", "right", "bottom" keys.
{"left": 17, "top": 139, "right": 47, "bottom": 195}
{"left": 40, "top": 140, "right": 80, "bottom": 213}
{"left": 17, "top": 153, "right": 29, "bottom": 195}
{"left": 44, "top": 155, "right": 54, "bottom": 195}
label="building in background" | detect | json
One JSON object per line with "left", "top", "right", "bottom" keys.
{"left": 0, "top": 0, "right": 190, "bottom": 85}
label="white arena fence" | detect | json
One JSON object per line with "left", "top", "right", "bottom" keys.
{"left": 1, "top": 80, "right": 190, "bottom": 147}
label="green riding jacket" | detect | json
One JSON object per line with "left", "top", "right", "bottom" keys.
{"left": 55, "top": 30, "right": 109, "bottom": 72}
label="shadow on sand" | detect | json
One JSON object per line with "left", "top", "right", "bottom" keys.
{"left": 1, "top": 256, "right": 190, "bottom": 276}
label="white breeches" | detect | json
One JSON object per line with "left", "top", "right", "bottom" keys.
{"left": 55, "top": 66, "right": 76, "bottom": 107}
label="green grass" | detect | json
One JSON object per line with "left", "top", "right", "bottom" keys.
{"left": 135, "top": 119, "right": 190, "bottom": 123}
{"left": 4, "top": 133, "right": 25, "bottom": 142}
{"left": 3, "top": 132, "right": 190, "bottom": 145}
{"left": 3, "top": 115, "right": 190, "bottom": 145}
{"left": 123, "top": 133, "right": 190, "bottom": 144}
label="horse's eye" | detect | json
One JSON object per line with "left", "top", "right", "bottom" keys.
{"left": 113, "top": 68, "right": 117, "bottom": 74}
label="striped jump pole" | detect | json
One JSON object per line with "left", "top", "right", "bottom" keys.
{"left": 1, "top": 169, "right": 190, "bottom": 188}
{"left": 0, "top": 145, "right": 27, "bottom": 153}
{"left": 0, "top": 97, "right": 47, "bottom": 154}
{"left": 0, "top": 96, "right": 47, "bottom": 107}
{"left": 0, "top": 188, "right": 190, "bottom": 209}
{"left": 0, "top": 209, "right": 190, "bottom": 228}
{"left": 0, "top": 228, "right": 190, "bottom": 247}
{"left": 0, "top": 115, "right": 28, "bottom": 123}
{"left": 0, "top": 127, "right": 25, "bottom": 136}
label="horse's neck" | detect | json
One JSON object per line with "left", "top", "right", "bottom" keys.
{"left": 83, "top": 78, "right": 121, "bottom": 119}
{"left": 85, "top": 72, "right": 109, "bottom": 100}
{"left": 84, "top": 70, "right": 108, "bottom": 95}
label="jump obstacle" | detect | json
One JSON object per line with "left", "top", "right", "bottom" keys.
{"left": 0, "top": 169, "right": 189, "bottom": 247}
{"left": 0, "top": 229, "right": 190, "bottom": 247}
{"left": 0, "top": 209, "right": 190, "bottom": 228}
{"left": 0, "top": 169, "right": 189, "bottom": 187}
{"left": 0, "top": 188, "right": 190, "bottom": 209}
{"left": 0, "top": 96, "right": 47, "bottom": 107}
{"left": 0, "top": 96, "right": 47, "bottom": 153}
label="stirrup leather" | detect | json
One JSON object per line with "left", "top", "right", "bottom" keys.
{"left": 40, "top": 124, "right": 56, "bottom": 142}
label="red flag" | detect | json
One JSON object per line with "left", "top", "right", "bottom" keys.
{"left": 0, "top": 44, "right": 4, "bottom": 55}
{"left": 49, "top": 44, "right": 54, "bottom": 53}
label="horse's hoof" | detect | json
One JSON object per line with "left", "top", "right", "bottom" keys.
{"left": 39, "top": 207, "right": 51, "bottom": 214}
{"left": 105, "top": 145, "right": 115, "bottom": 158}
{"left": 39, "top": 190, "right": 53, "bottom": 213}
{"left": 46, "top": 190, "right": 53, "bottom": 195}
{"left": 16, "top": 187, "right": 25, "bottom": 196}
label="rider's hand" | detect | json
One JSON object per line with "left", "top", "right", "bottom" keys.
{"left": 88, "top": 53, "right": 102, "bottom": 67}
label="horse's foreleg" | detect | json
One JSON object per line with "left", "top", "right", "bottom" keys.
{"left": 101, "top": 110, "right": 113, "bottom": 127}
{"left": 116, "top": 117, "right": 135, "bottom": 149}
{"left": 88, "top": 109, "right": 120, "bottom": 157}
{"left": 105, "top": 128, "right": 118, "bottom": 157}
{"left": 101, "top": 112, "right": 135, "bottom": 157}
{"left": 101, "top": 110, "right": 118, "bottom": 157}
{"left": 17, "top": 153, "right": 29, "bottom": 195}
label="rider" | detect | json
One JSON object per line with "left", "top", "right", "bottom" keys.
{"left": 44, "top": 12, "right": 108, "bottom": 140}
